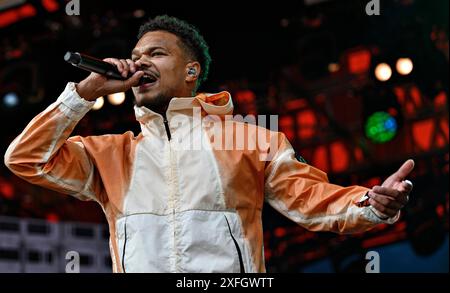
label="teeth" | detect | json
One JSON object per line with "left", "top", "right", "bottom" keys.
{"left": 142, "top": 75, "right": 156, "bottom": 83}
{"left": 145, "top": 75, "right": 156, "bottom": 82}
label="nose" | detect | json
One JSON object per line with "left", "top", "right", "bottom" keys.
{"left": 134, "top": 56, "right": 152, "bottom": 69}
{"left": 135, "top": 60, "right": 154, "bottom": 73}
{"left": 134, "top": 59, "right": 144, "bottom": 69}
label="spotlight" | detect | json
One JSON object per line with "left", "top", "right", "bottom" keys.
{"left": 396, "top": 57, "right": 413, "bottom": 75}
{"left": 3, "top": 92, "right": 19, "bottom": 108}
{"left": 365, "top": 111, "right": 398, "bottom": 143}
{"left": 374, "top": 63, "right": 392, "bottom": 81}
{"left": 107, "top": 92, "right": 126, "bottom": 106}
{"left": 133, "top": 9, "right": 145, "bottom": 18}
{"left": 92, "top": 96, "right": 104, "bottom": 110}
{"left": 328, "top": 63, "right": 340, "bottom": 73}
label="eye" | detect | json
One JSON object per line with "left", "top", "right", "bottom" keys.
{"left": 152, "top": 51, "right": 165, "bottom": 57}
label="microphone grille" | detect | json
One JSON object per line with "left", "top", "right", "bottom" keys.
{"left": 64, "top": 51, "right": 81, "bottom": 65}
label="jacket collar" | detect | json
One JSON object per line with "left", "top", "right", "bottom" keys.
{"left": 134, "top": 91, "right": 234, "bottom": 124}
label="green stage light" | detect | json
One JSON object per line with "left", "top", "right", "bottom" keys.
{"left": 365, "top": 111, "right": 397, "bottom": 143}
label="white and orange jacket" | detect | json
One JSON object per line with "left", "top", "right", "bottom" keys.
{"left": 4, "top": 82, "right": 398, "bottom": 273}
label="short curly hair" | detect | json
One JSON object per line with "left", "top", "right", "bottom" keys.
{"left": 137, "top": 15, "right": 211, "bottom": 90}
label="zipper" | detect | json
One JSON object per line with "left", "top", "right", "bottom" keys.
{"left": 224, "top": 215, "right": 245, "bottom": 273}
{"left": 162, "top": 114, "right": 172, "bottom": 141}
{"left": 121, "top": 220, "right": 127, "bottom": 273}
{"left": 166, "top": 115, "right": 176, "bottom": 272}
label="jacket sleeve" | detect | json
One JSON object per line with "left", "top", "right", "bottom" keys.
{"left": 4, "top": 82, "right": 102, "bottom": 201}
{"left": 264, "top": 132, "right": 399, "bottom": 234}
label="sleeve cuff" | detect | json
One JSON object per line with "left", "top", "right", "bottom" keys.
{"left": 362, "top": 205, "right": 401, "bottom": 224}
{"left": 56, "top": 82, "right": 95, "bottom": 116}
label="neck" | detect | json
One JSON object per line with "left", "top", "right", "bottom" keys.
{"left": 135, "top": 88, "right": 196, "bottom": 116}
{"left": 151, "top": 102, "right": 170, "bottom": 117}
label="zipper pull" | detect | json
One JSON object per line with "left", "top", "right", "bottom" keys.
{"left": 162, "top": 117, "right": 172, "bottom": 141}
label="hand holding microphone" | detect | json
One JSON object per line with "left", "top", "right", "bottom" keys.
{"left": 64, "top": 52, "right": 147, "bottom": 101}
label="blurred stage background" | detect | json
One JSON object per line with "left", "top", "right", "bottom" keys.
{"left": 0, "top": 0, "right": 448, "bottom": 272}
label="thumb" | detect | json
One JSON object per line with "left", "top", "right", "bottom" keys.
{"left": 124, "top": 70, "right": 144, "bottom": 87}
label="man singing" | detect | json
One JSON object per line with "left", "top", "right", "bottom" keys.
{"left": 4, "top": 15, "right": 414, "bottom": 273}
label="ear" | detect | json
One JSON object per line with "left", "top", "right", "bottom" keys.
{"left": 185, "top": 61, "right": 201, "bottom": 83}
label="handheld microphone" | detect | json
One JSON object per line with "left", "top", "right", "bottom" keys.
{"left": 64, "top": 51, "right": 151, "bottom": 85}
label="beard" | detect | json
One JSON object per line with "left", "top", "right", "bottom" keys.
{"left": 133, "top": 89, "right": 172, "bottom": 112}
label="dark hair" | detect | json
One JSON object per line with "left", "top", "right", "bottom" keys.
{"left": 137, "top": 15, "right": 211, "bottom": 90}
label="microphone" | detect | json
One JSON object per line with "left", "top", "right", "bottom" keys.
{"left": 64, "top": 51, "right": 151, "bottom": 85}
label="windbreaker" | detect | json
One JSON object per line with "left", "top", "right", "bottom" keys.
{"left": 4, "top": 82, "right": 398, "bottom": 273}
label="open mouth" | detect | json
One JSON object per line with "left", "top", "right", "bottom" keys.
{"left": 138, "top": 72, "right": 159, "bottom": 92}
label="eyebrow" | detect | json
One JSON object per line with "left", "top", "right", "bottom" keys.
{"left": 131, "top": 46, "right": 167, "bottom": 57}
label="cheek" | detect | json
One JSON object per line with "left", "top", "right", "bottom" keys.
{"left": 158, "top": 60, "right": 185, "bottom": 81}
{"left": 161, "top": 71, "right": 184, "bottom": 86}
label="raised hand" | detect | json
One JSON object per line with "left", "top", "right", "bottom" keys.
{"left": 75, "top": 58, "right": 144, "bottom": 101}
{"left": 368, "top": 159, "right": 415, "bottom": 219}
